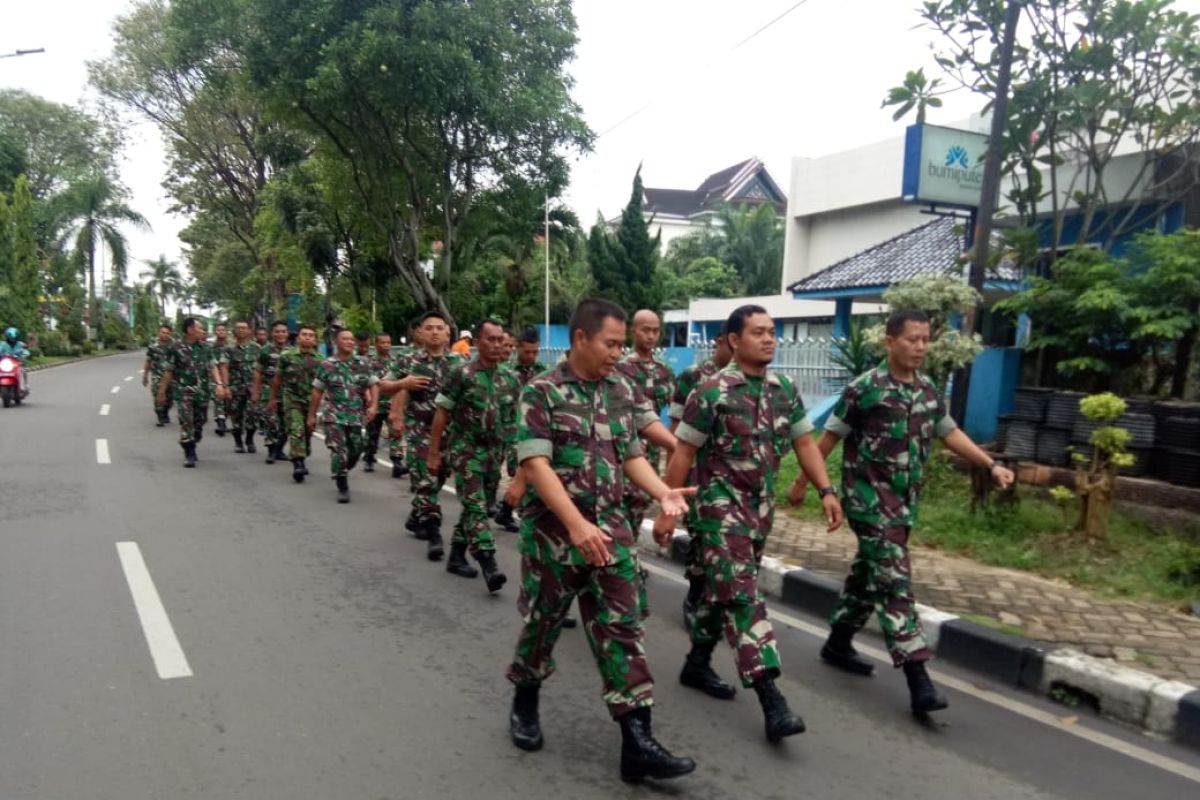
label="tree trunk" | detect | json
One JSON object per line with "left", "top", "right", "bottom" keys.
{"left": 1076, "top": 468, "right": 1114, "bottom": 541}
{"left": 87, "top": 221, "right": 98, "bottom": 340}
{"left": 1171, "top": 324, "right": 1197, "bottom": 399}
{"left": 387, "top": 234, "right": 455, "bottom": 331}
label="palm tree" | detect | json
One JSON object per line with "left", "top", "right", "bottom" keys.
{"left": 713, "top": 202, "right": 785, "bottom": 296}
{"left": 48, "top": 175, "right": 149, "bottom": 337}
{"left": 140, "top": 254, "right": 184, "bottom": 318}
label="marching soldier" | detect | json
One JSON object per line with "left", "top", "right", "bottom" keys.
{"left": 251, "top": 321, "right": 289, "bottom": 463}
{"left": 363, "top": 332, "right": 393, "bottom": 473}
{"left": 142, "top": 323, "right": 175, "bottom": 426}
{"left": 656, "top": 305, "right": 842, "bottom": 742}
{"left": 309, "top": 329, "right": 379, "bottom": 503}
{"left": 270, "top": 324, "right": 321, "bottom": 482}
{"left": 494, "top": 325, "right": 547, "bottom": 532}
{"left": 224, "top": 320, "right": 260, "bottom": 453}
{"left": 212, "top": 322, "right": 231, "bottom": 436}
{"left": 156, "top": 317, "right": 227, "bottom": 467}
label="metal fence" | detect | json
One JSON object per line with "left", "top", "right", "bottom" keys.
{"left": 540, "top": 339, "right": 850, "bottom": 401}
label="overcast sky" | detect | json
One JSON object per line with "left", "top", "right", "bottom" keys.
{"left": 5, "top": 0, "right": 1200, "bottom": 285}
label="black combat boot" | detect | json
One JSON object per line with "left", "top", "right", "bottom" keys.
{"left": 510, "top": 682, "right": 544, "bottom": 751}
{"left": 335, "top": 475, "right": 350, "bottom": 504}
{"left": 405, "top": 513, "right": 418, "bottom": 533}
{"left": 679, "top": 642, "right": 737, "bottom": 699}
{"left": 476, "top": 551, "right": 507, "bottom": 593}
{"left": 752, "top": 676, "right": 806, "bottom": 742}
{"left": 681, "top": 577, "right": 704, "bottom": 632}
{"left": 446, "top": 542, "right": 478, "bottom": 578}
{"left": 245, "top": 430, "right": 257, "bottom": 454}
{"left": 618, "top": 707, "right": 696, "bottom": 783}
{"left": 182, "top": 443, "right": 197, "bottom": 468}
{"left": 155, "top": 410, "right": 165, "bottom": 427}
{"left": 820, "top": 623, "right": 875, "bottom": 676}
{"left": 425, "top": 522, "right": 445, "bottom": 561}
{"left": 265, "top": 442, "right": 277, "bottom": 464}
{"left": 392, "top": 463, "right": 404, "bottom": 479}
{"left": 233, "top": 431, "right": 245, "bottom": 453}
{"left": 215, "top": 416, "right": 227, "bottom": 436}
{"left": 292, "top": 458, "right": 306, "bottom": 483}
{"left": 412, "top": 515, "right": 431, "bottom": 540}
{"left": 493, "top": 502, "right": 519, "bottom": 532}
{"left": 363, "top": 455, "right": 375, "bottom": 473}
{"left": 903, "top": 660, "right": 948, "bottom": 714}
{"left": 275, "top": 443, "right": 288, "bottom": 463}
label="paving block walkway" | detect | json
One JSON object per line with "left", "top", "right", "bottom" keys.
{"left": 767, "top": 512, "right": 1200, "bottom": 684}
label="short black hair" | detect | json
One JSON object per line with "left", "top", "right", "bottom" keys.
{"left": 886, "top": 309, "right": 931, "bottom": 337}
{"left": 297, "top": 323, "right": 316, "bottom": 335}
{"left": 569, "top": 298, "right": 627, "bottom": 339}
{"left": 159, "top": 323, "right": 173, "bottom": 332}
{"left": 354, "top": 330, "right": 371, "bottom": 343}
{"left": 715, "top": 320, "right": 729, "bottom": 339}
{"left": 215, "top": 321, "right": 228, "bottom": 329}
{"left": 479, "top": 318, "right": 505, "bottom": 336}
{"left": 182, "top": 316, "right": 201, "bottom": 334}
{"left": 376, "top": 331, "right": 392, "bottom": 341}
{"left": 519, "top": 325, "right": 540, "bottom": 344}
{"left": 417, "top": 310, "right": 447, "bottom": 326}
{"left": 726, "top": 304, "right": 769, "bottom": 337}
{"left": 270, "top": 320, "right": 288, "bottom": 331}
{"left": 255, "top": 326, "right": 267, "bottom": 334}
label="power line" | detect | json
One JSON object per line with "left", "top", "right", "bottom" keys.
{"left": 596, "top": 0, "right": 814, "bottom": 138}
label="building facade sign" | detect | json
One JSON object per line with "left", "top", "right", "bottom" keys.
{"left": 901, "top": 123, "right": 990, "bottom": 208}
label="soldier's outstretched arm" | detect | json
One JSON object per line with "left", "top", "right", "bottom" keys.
{"left": 639, "top": 420, "right": 677, "bottom": 455}
{"left": 428, "top": 407, "right": 450, "bottom": 468}
{"left": 307, "top": 387, "right": 324, "bottom": 431}
{"left": 653, "top": 442, "right": 699, "bottom": 545}
{"left": 624, "top": 457, "right": 695, "bottom": 517}
{"left": 268, "top": 370, "right": 283, "bottom": 409}
{"left": 794, "top": 433, "right": 843, "bottom": 530}
{"left": 141, "top": 357, "right": 151, "bottom": 385}
{"left": 942, "top": 428, "right": 1015, "bottom": 487}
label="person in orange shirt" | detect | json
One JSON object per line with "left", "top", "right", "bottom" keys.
{"left": 451, "top": 329, "right": 473, "bottom": 357}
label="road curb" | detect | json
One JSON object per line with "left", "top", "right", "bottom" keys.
{"left": 637, "top": 527, "right": 1199, "bottom": 751}
{"left": 27, "top": 351, "right": 126, "bottom": 372}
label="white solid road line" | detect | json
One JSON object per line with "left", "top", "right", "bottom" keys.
{"left": 110, "top": 386, "right": 121, "bottom": 395}
{"left": 124, "top": 375, "right": 133, "bottom": 382}
{"left": 95, "top": 439, "right": 111, "bottom": 465}
{"left": 639, "top": 559, "right": 1200, "bottom": 785}
{"left": 115, "top": 542, "right": 193, "bottom": 680}
{"left": 99, "top": 404, "right": 110, "bottom": 416}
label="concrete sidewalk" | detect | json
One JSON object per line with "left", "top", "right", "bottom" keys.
{"left": 767, "top": 511, "right": 1200, "bottom": 685}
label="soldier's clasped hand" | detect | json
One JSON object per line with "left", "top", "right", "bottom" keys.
{"left": 569, "top": 521, "right": 613, "bottom": 567}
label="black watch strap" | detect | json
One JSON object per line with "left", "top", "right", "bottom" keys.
{"left": 818, "top": 486, "right": 838, "bottom": 499}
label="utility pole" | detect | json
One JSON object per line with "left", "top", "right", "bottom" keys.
{"left": 544, "top": 195, "right": 551, "bottom": 350}
{"left": 951, "top": 0, "right": 1022, "bottom": 422}
{"left": 0, "top": 48, "right": 45, "bottom": 60}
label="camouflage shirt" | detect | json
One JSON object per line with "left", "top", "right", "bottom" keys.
{"left": 435, "top": 359, "right": 521, "bottom": 450}
{"left": 367, "top": 350, "right": 392, "bottom": 409}
{"left": 254, "top": 343, "right": 286, "bottom": 400}
{"left": 514, "top": 360, "right": 548, "bottom": 387}
{"left": 615, "top": 352, "right": 674, "bottom": 417}
{"left": 224, "top": 341, "right": 261, "bottom": 392}
{"left": 146, "top": 341, "right": 174, "bottom": 379}
{"left": 825, "top": 366, "right": 957, "bottom": 528}
{"left": 165, "top": 340, "right": 216, "bottom": 402}
{"left": 517, "top": 360, "right": 647, "bottom": 547}
{"left": 385, "top": 350, "right": 465, "bottom": 428}
{"left": 676, "top": 365, "right": 812, "bottom": 531}
{"left": 668, "top": 357, "right": 723, "bottom": 422}
{"left": 276, "top": 348, "right": 321, "bottom": 406}
{"left": 314, "top": 355, "right": 378, "bottom": 425}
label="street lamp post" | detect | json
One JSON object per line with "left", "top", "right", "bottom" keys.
{"left": 0, "top": 48, "right": 45, "bottom": 60}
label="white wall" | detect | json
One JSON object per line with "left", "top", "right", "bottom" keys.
{"left": 648, "top": 216, "right": 700, "bottom": 249}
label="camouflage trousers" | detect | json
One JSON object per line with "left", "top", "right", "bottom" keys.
{"left": 212, "top": 393, "right": 228, "bottom": 421}
{"left": 251, "top": 394, "right": 285, "bottom": 445}
{"left": 150, "top": 376, "right": 173, "bottom": 415}
{"left": 830, "top": 522, "right": 930, "bottom": 666}
{"left": 175, "top": 389, "right": 208, "bottom": 446}
{"left": 227, "top": 387, "right": 253, "bottom": 434}
{"left": 451, "top": 445, "right": 500, "bottom": 557}
{"left": 284, "top": 402, "right": 312, "bottom": 459}
{"left": 507, "top": 524, "right": 654, "bottom": 719}
{"left": 323, "top": 422, "right": 364, "bottom": 477}
{"left": 364, "top": 403, "right": 393, "bottom": 461}
{"left": 407, "top": 422, "right": 448, "bottom": 523}
{"left": 691, "top": 520, "right": 781, "bottom": 687}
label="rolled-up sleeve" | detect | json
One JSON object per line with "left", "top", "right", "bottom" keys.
{"left": 517, "top": 382, "right": 553, "bottom": 464}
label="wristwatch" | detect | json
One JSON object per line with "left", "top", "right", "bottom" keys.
{"left": 818, "top": 486, "right": 838, "bottom": 499}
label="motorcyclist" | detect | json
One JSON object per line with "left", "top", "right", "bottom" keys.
{"left": 0, "top": 327, "right": 30, "bottom": 361}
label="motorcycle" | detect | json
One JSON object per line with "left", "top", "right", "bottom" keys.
{"left": 0, "top": 354, "right": 28, "bottom": 407}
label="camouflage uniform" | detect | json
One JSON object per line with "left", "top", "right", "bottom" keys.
{"left": 824, "top": 366, "right": 957, "bottom": 666}
{"left": 386, "top": 351, "right": 464, "bottom": 524}
{"left": 435, "top": 360, "right": 520, "bottom": 557}
{"left": 384, "top": 346, "right": 417, "bottom": 464}
{"left": 507, "top": 360, "right": 548, "bottom": 476}
{"left": 614, "top": 352, "right": 675, "bottom": 533}
{"left": 277, "top": 348, "right": 321, "bottom": 459}
{"left": 363, "top": 350, "right": 392, "bottom": 465}
{"left": 146, "top": 341, "right": 174, "bottom": 417}
{"left": 675, "top": 364, "right": 812, "bottom": 686}
{"left": 314, "top": 355, "right": 378, "bottom": 477}
{"left": 225, "top": 341, "right": 260, "bottom": 436}
{"left": 253, "top": 343, "right": 287, "bottom": 448}
{"left": 506, "top": 361, "right": 661, "bottom": 718}
{"left": 166, "top": 340, "right": 217, "bottom": 445}
{"left": 211, "top": 338, "right": 230, "bottom": 423}
{"left": 669, "top": 357, "right": 724, "bottom": 584}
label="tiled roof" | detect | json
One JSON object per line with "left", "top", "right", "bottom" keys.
{"left": 788, "top": 217, "right": 1021, "bottom": 293}
{"left": 643, "top": 188, "right": 706, "bottom": 218}
{"left": 642, "top": 158, "right": 786, "bottom": 218}
{"left": 697, "top": 159, "right": 756, "bottom": 195}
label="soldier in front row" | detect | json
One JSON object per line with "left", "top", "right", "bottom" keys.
{"left": 223, "top": 320, "right": 260, "bottom": 453}
{"left": 800, "top": 308, "right": 1015, "bottom": 715}
{"left": 362, "top": 332, "right": 393, "bottom": 474}
{"left": 156, "top": 317, "right": 228, "bottom": 468}
{"left": 251, "top": 321, "right": 290, "bottom": 464}
{"left": 143, "top": 323, "right": 175, "bottom": 426}
{"left": 506, "top": 299, "right": 696, "bottom": 783}
{"left": 309, "top": 328, "right": 379, "bottom": 504}
{"left": 657, "top": 304, "right": 843, "bottom": 743}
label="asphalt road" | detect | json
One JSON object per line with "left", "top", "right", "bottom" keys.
{"left": 0, "top": 352, "right": 1196, "bottom": 800}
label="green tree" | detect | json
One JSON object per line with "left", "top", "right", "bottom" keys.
{"left": 714, "top": 202, "right": 785, "bottom": 295}
{"left": 870, "top": 275, "right": 983, "bottom": 389}
{"left": 48, "top": 175, "right": 149, "bottom": 338}
{"left": 139, "top": 254, "right": 184, "bottom": 318}
{"left": 221, "top": 0, "right": 592, "bottom": 328}
{"left": 0, "top": 89, "right": 120, "bottom": 199}
{"left": 0, "top": 176, "right": 42, "bottom": 334}
{"left": 0, "top": 130, "right": 27, "bottom": 193}
{"left": 658, "top": 256, "right": 744, "bottom": 309}
{"left": 881, "top": 68, "right": 947, "bottom": 124}
{"left": 589, "top": 168, "right": 662, "bottom": 314}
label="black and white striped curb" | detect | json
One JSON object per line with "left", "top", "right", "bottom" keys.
{"left": 637, "top": 525, "right": 1200, "bottom": 752}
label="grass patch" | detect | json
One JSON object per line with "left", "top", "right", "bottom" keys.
{"left": 959, "top": 612, "right": 1026, "bottom": 638}
{"left": 776, "top": 441, "right": 1200, "bottom": 607}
